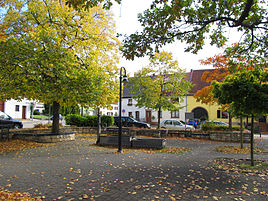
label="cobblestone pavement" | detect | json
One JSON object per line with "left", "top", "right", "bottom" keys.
{"left": 0, "top": 136, "right": 267, "bottom": 201}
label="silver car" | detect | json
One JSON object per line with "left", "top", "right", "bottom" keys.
{"left": 160, "top": 119, "right": 195, "bottom": 130}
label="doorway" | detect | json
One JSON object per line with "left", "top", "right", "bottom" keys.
{"left": 22, "top": 106, "right": 26, "bottom": 119}
{"left": 146, "top": 110, "right": 152, "bottom": 123}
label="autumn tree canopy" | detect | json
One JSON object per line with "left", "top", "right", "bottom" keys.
{"left": 129, "top": 51, "right": 192, "bottom": 128}
{"left": 0, "top": 0, "right": 119, "bottom": 133}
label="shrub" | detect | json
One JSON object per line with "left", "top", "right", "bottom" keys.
{"left": 65, "top": 114, "right": 114, "bottom": 127}
{"left": 201, "top": 122, "right": 241, "bottom": 131}
{"left": 101, "top": 115, "right": 114, "bottom": 127}
{"left": 33, "top": 110, "right": 40, "bottom": 115}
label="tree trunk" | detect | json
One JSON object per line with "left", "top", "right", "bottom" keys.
{"left": 157, "top": 107, "right": 161, "bottom": 129}
{"left": 240, "top": 116, "right": 243, "bottom": 149}
{"left": 250, "top": 115, "right": 254, "bottom": 166}
{"left": 96, "top": 108, "right": 101, "bottom": 144}
{"left": 228, "top": 113, "right": 232, "bottom": 131}
{"left": 52, "top": 101, "right": 60, "bottom": 134}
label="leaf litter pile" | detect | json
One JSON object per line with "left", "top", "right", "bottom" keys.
{"left": 0, "top": 187, "right": 42, "bottom": 201}
{"left": 0, "top": 139, "right": 54, "bottom": 154}
{"left": 215, "top": 146, "right": 266, "bottom": 154}
{"left": 214, "top": 158, "right": 268, "bottom": 175}
{"left": 0, "top": 139, "right": 54, "bottom": 200}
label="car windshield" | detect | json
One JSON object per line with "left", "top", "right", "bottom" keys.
{"left": 0, "top": 111, "right": 10, "bottom": 120}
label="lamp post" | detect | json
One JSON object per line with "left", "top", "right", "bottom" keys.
{"left": 118, "top": 67, "right": 128, "bottom": 153}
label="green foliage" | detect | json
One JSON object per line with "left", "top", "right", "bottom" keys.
{"left": 0, "top": 0, "right": 119, "bottom": 132}
{"left": 201, "top": 122, "right": 240, "bottom": 131}
{"left": 101, "top": 115, "right": 114, "bottom": 127}
{"left": 66, "top": 0, "right": 121, "bottom": 10}
{"left": 0, "top": 0, "right": 119, "bottom": 106}
{"left": 65, "top": 114, "right": 114, "bottom": 127}
{"left": 129, "top": 51, "right": 192, "bottom": 128}
{"left": 121, "top": 0, "right": 267, "bottom": 60}
{"left": 33, "top": 110, "right": 41, "bottom": 115}
{"left": 212, "top": 68, "right": 268, "bottom": 117}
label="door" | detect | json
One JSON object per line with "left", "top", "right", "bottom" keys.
{"left": 0, "top": 102, "right": 4, "bottom": 112}
{"left": 145, "top": 110, "right": 152, "bottom": 123}
{"left": 22, "top": 106, "right": 26, "bottom": 119}
{"left": 135, "top": 111, "right": 140, "bottom": 121}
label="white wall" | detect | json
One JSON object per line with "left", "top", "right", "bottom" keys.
{"left": 4, "top": 99, "right": 31, "bottom": 119}
{"left": 122, "top": 96, "right": 188, "bottom": 123}
{"left": 100, "top": 103, "right": 119, "bottom": 116}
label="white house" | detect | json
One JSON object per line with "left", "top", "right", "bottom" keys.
{"left": 122, "top": 86, "right": 188, "bottom": 125}
{"left": 96, "top": 102, "right": 119, "bottom": 116}
{"left": 0, "top": 99, "right": 31, "bottom": 119}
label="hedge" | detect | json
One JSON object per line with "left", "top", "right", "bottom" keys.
{"left": 201, "top": 122, "right": 241, "bottom": 131}
{"left": 65, "top": 114, "right": 114, "bottom": 127}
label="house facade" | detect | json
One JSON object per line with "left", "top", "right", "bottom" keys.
{"left": 187, "top": 69, "right": 230, "bottom": 123}
{"left": 0, "top": 99, "right": 31, "bottom": 119}
{"left": 122, "top": 84, "right": 188, "bottom": 125}
{"left": 121, "top": 69, "right": 232, "bottom": 125}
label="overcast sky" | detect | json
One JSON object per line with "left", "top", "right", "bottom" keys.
{"left": 112, "top": 0, "right": 240, "bottom": 75}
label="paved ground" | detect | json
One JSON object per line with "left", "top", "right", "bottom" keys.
{"left": 0, "top": 136, "right": 267, "bottom": 201}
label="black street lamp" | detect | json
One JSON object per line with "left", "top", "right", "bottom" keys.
{"left": 118, "top": 67, "right": 128, "bottom": 153}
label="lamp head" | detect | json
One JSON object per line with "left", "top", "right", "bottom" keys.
{"left": 122, "top": 75, "right": 128, "bottom": 84}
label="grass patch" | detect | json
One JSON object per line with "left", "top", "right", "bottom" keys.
{"left": 142, "top": 147, "right": 191, "bottom": 154}
{"left": 31, "top": 115, "right": 49, "bottom": 119}
{"left": 214, "top": 158, "right": 268, "bottom": 174}
{"left": 240, "top": 162, "right": 268, "bottom": 170}
{"left": 215, "top": 146, "right": 266, "bottom": 154}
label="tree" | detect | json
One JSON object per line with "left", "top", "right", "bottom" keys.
{"left": 0, "top": 0, "right": 119, "bottom": 134}
{"left": 66, "top": 0, "right": 121, "bottom": 9}
{"left": 129, "top": 51, "right": 192, "bottom": 128}
{"left": 194, "top": 46, "right": 261, "bottom": 127}
{"left": 212, "top": 68, "right": 268, "bottom": 166}
{"left": 120, "top": 0, "right": 267, "bottom": 60}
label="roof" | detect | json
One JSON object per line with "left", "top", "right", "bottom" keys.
{"left": 188, "top": 69, "right": 214, "bottom": 95}
{"left": 122, "top": 69, "right": 216, "bottom": 98}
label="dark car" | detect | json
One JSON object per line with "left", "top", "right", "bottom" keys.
{"left": 0, "top": 111, "right": 23, "bottom": 129}
{"left": 114, "top": 116, "right": 151, "bottom": 128}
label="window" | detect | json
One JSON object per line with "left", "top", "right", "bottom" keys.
{"left": 171, "top": 98, "right": 180, "bottom": 103}
{"left": 164, "top": 120, "right": 172, "bottom": 125}
{"left": 217, "top": 110, "right": 228, "bottom": 119}
{"left": 15, "top": 105, "right": 20, "bottom": 112}
{"left": 171, "top": 111, "right": 179, "bottom": 118}
{"left": 127, "top": 99, "right": 133, "bottom": 106}
{"left": 173, "top": 120, "right": 182, "bottom": 126}
{"left": 114, "top": 107, "right": 118, "bottom": 110}
{"left": 128, "top": 112, "right": 133, "bottom": 117}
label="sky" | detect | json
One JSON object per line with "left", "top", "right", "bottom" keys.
{"left": 112, "top": 0, "right": 240, "bottom": 76}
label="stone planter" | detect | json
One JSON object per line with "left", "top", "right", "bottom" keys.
{"left": 99, "top": 135, "right": 132, "bottom": 147}
{"left": 13, "top": 132, "right": 75, "bottom": 143}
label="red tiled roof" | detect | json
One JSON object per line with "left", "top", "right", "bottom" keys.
{"left": 188, "top": 69, "right": 214, "bottom": 95}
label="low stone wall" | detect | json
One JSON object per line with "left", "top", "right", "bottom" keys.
{"left": 10, "top": 127, "right": 252, "bottom": 143}
{"left": 13, "top": 132, "right": 75, "bottom": 143}
{"left": 209, "top": 132, "right": 251, "bottom": 143}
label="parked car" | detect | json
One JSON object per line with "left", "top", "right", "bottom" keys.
{"left": 114, "top": 116, "right": 151, "bottom": 129}
{"left": 0, "top": 111, "right": 23, "bottom": 129}
{"left": 50, "top": 114, "right": 63, "bottom": 121}
{"left": 203, "top": 120, "right": 229, "bottom": 126}
{"left": 160, "top": 119, "right": 195, "bottom": 130}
